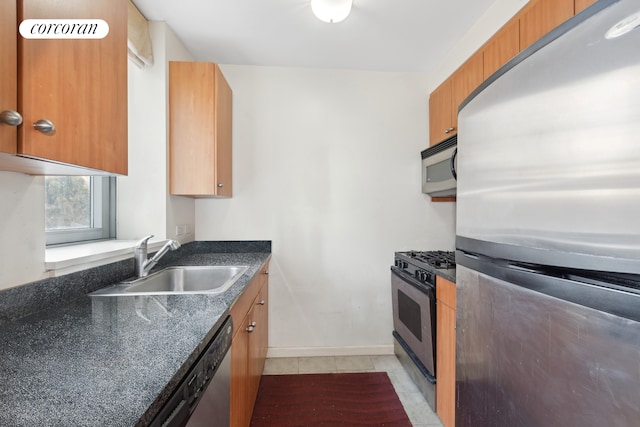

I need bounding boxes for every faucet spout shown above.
[134,235,181,278]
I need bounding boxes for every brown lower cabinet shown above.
[436,276,456,427]
[230,261,270,427]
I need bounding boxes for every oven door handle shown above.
[391,266,435,293]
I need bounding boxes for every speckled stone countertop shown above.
[0,241,271,427]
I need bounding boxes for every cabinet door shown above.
[428,79,453,146]
[483,18,520,80]
[246,291,265,414]
[214,65,233,197]
[169,62,233,197]
[231,313,251,427]
[251,285,269,381]
[436,302,456,427]
[18,0,128,174]
[575,0,597,14]
[518,0,574,51]
[0,1,18,153]
[451,51,484,118]
[436,277,456,427]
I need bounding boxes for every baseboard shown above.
[266,345,394,358]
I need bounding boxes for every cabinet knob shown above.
[0,110,23,127]
[263,270,269,275]
[444,127,455,134]
[217,183,224,188]
[250,321,257,327]
[33,119,56,135]
[246,325,254,332]
[258,300,265,306]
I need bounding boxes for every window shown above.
[45,176,116,246]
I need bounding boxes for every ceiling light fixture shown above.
[311,0,353,24]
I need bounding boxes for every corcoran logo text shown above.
[19,19,109,39]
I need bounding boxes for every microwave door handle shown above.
[450,148,458,180]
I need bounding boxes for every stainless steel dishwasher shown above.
[150,315,233,427]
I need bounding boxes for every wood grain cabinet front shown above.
[428,52,483,147]
[169,61,233,197]
[518,0,574,51]
[1,0,128,175]
[436,276,456,427]
[482,18,520,80]
[229,262,269,427]
[428,79,453,147]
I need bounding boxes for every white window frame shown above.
[45,176,116,246]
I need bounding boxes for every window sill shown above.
[45,239,167,277]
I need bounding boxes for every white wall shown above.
[194,0,529,356]
[0,173,45,288]
[119,22,195,243]
[196,65,456,356]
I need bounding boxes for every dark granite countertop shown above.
[0,242,271,427]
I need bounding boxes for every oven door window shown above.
[398,289,422,341]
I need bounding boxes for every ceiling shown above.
[132,0,498,73]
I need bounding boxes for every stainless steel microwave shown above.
[421,135,457,197]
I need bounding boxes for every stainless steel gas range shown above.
[391,250,455,411]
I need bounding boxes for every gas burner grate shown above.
[405,250,456,269]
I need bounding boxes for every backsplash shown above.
[0,240,271,325]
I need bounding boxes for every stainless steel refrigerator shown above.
[455,0,640,425]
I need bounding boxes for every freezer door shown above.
[456,262,640,427]
[456,0,640,271]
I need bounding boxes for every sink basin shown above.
[89,265,249,297]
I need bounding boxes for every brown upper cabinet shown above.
[428,79,453,146]
[0,0,128,175]
[169,61,233,198]
[451,51,484,124]
[0,1,18,155]
[482,18,520,80]
[429,0,592,149]
[428,51,483,146]
[518,0,574,51]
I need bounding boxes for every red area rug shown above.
[250,372,412,426]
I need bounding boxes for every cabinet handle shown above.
[444,127,455,134]
[0,110,23,126]
[217,183,224,188]
[33,119,55,135]
[258,300,265,306]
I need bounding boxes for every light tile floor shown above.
[262,355,444,427]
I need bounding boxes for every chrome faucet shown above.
[134,235,181,278]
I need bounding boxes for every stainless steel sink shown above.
[89,265,249,297]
